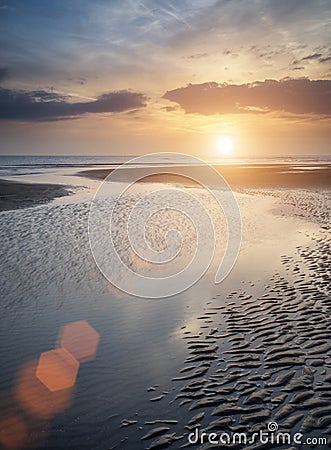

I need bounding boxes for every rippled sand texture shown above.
[118,191,330,450]
[0,183,330,450]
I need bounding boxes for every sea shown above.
[0,154,330,178]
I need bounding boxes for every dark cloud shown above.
[187,53,209,60]
[319,56,331,63]
[301,53,322,61]
[292,53,330,65]
[161,105,177,112]
[0,88,147,121]
[163,78,331,115]
[67,77,87,85]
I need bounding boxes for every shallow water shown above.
[0,178,329,449]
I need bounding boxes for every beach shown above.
[0,158,330,449]
[80,162,331,189]
[1,0,330,448]
[0,180,71,212]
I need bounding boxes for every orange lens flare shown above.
[0,415,27,450]
[57,320,99,363]
[36,348,80,392]
[7,320,99,449]
[15,360,73,419]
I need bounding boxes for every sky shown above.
[0,0,330,157]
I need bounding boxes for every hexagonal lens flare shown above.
[57,320,99,363]
[36,348,80,392]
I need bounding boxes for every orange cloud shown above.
[163,78,331,116]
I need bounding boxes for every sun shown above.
[217,137,233,156]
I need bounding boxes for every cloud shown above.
[187,52,209,60]
[161,105,177,112]
[293,53,331,65]
[0,87,148,121]
[163,78,331,115]
[319,56,331,63]
[301,53,322,61]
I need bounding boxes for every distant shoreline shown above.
[79,163,331,189]
[1,163,330,213]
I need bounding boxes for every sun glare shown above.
[217,137,233,156]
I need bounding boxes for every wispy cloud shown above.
[0,0,329,92]
[301,53,322,61]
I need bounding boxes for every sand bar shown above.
[0,179,71,212]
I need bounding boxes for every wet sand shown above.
[0,180,71,212]
[79,163,331,189]
[1,164,330,212]
[0,167,330,449]
[113,190,331,449]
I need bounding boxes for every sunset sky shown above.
[0,0,330,157]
